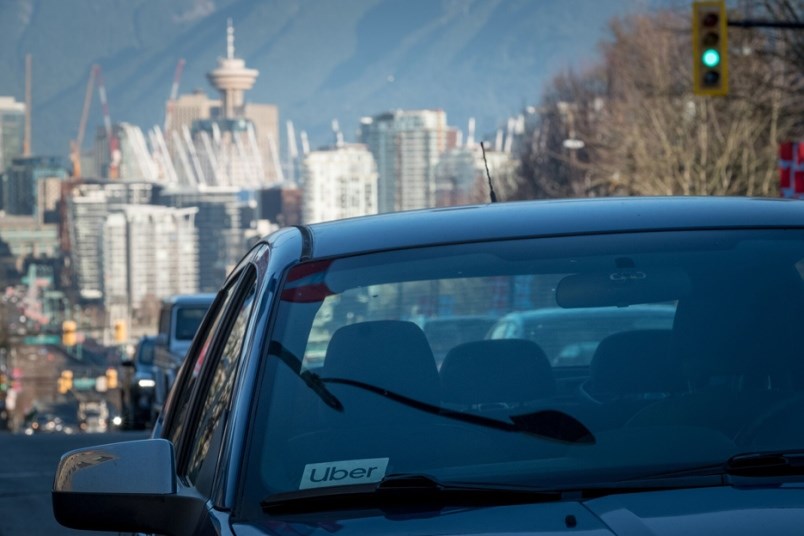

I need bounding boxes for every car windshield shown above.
[136,339,155,365]
[175,307,208,340]
[243,228,804,511]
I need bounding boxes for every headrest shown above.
[323,320,440,404]
[587,329,684,401]
[440,339,555,406]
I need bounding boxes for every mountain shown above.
[0,0,657,157]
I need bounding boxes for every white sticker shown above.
[300,457,389,490]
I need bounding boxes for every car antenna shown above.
[480,141,498,203]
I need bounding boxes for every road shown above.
[0,430,148,535]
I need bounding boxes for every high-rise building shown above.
[102,205,198,324]
[166,90,220,140]
[0,97,25,176]
[67,180,158,300]
[301,143,378,224]
[4,156,69,222]
[258,184,302,228]
[158,187,253,292]
[359,109,448,213]
[0,215,59,264]
[433,145,517,207]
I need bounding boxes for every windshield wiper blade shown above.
[322,377,595,444]
[726,450,804,477]
[268,341,343,411]
[261,473,563,515]
[265,343,594,443]
[615,449,804,484]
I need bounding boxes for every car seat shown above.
[440,339,555,408]
[582,329,684,403]
[322,320,441,407]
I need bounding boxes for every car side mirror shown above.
[52,439,204,534]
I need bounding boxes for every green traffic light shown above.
[702,49,720,68]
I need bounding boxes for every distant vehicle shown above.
[119,335,157,430]
[24,414,74,435]
[151,294,215,419]
[488,305,675,366]
[420,315,497,365]
[54,198,804,536]
[78,400,108,434]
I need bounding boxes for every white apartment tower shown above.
[301,143,378,224]
[67,180,157,300]
[102,205,198,321]
[359,109,448,213]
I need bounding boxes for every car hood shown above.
[235,485,804,535]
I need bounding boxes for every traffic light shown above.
[113,320,127,344]
[0,373,7,392]
[692,0,729,96]
[58,370,73,394]
[62,320,77,347]
[105,368,118,390]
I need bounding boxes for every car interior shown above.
[254,231,804,493]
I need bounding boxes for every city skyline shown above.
[0,1,655,156]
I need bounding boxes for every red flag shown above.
[794,170,804,194]
[780,141,794,160]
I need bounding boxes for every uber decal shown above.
[300,458,389,489]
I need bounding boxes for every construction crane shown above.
[95,67,120,179]
[68,65,119,179]
[69,65,99,178]
[164,58,186,134]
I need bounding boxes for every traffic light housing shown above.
[58,370,73,394]
[105,368,118,390]
[113,320,127,343]
[62,320,77,347]
[692,0,729,96]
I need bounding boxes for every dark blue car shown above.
[54,197,804,535]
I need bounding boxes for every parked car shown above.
[488,305,675,367]
[151,293,215,419]
[54,197,804,535]
[119,335,157,430]
[419,315,497,365]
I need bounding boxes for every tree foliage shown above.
[515,4,803,199]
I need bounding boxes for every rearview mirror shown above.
[556,269,690,308]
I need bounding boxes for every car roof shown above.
[302,197,804,259]
[160,293,217,306]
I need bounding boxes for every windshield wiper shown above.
[726,450,804,477]
[261,473,563,515]
[267,342,594,444]
[268,341,343,411]
[322,376,595,445]
[615,449,804,484]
